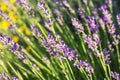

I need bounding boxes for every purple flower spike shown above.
[0,74,3,80]
[108,24,116,37]
[17,53,27,60]
[80,60,94,76]
[99,5,112,24]
[38,1,45,10]
[110,71,120,80]
[16,0,34,17]
[80,60,86,67]
[77,5,86,19]
[71,18,84,33]
[0,33,27,61]
[2,72,10,80]
[86,16,99,33]
[37,1,53,31]
[0,34,12,45]
[13,76,19,80]
[65,48,78,61]
[31,25,42,38]
[98,5,107,12]
[59,41,67,52]
[117,14,120,27]
[74,60,94,76]
[103,48,111,65]
[105,0,112,7]
[83,34,101,56]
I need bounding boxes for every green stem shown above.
[59,59,71,80]
[65,59,76,80]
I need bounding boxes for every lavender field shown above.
[0,0,120,80]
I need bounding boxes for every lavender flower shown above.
[1,71,10,80]
[30,25,42,38]
[98,5,107,12]
[91,7,98,16]
[108,24,116,38]
[54,0,59,4]
[37,1,45,10]
[62,0,75,14]
[0,74,3,80]
[98,18,105,29]
[31,26,93,75]
[103,48,111,65]
[71,18,84,33]
[91,7,99,20]
[110,71,120,80]
[0,34,12,45]
[83,34,101,56]
[0,9,2,15]
[0,71,19,80]
[38,1,53,31]
[48,33,78,61]
[74,60,94,76]
[31,25,78,61]
[16,0,35,17]
[86,16,99,33]
[92,33,101,44]
[41,33,60,56]
[42,56,50,64]
[99,5,112,24]
[77,5,86,19]
[105,0,112,7]
[53,0,63,6]
[53,8,63,26]
[0,33,27,61]
[112,39,119,45]
[117,14,120,27]
[107,42,114,52]
[104,78,107,80]
[16,0,33,13]
[64,48,78,61]
[13,76,19,80]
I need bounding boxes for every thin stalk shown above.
[59,59,71,80]
[65,59,76,80]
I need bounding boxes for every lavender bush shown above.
[0,0,120,80]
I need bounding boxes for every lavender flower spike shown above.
[117,14,120,27]
[110,71,120,80]
[31,25,42,38]
[64,48,78,61]
[86,16,99,33]
[71,18,84,33]
[74,60,94,76]
[99,5,112,24]
[0,33,27,61]
[103,48,111,65]
[13,76,19,80]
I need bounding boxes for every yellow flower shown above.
[1,2,7,11]
[26,46,31,52]
[19,26,25,32]
[0,20,10,29]
[9,0,15,4]
[9,12,14,17]
[11,17,17,23]
[12,36,19,42]
[9,12,17,23]
[25,30,31,35]
[0,44,3,49]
